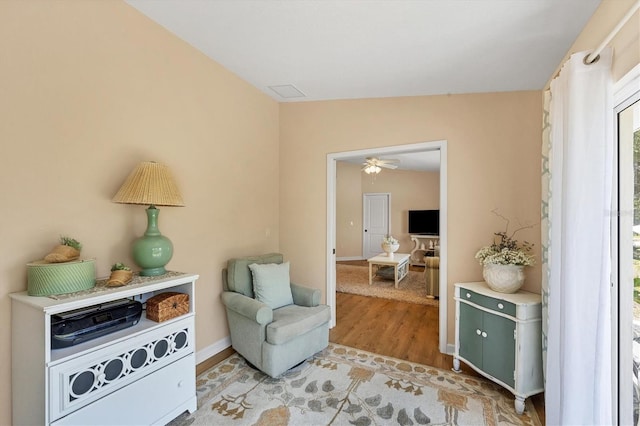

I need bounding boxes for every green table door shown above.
[459,302,483,368]
[482,313,516,388]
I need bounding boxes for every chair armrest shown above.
[221,292,273,324]
[290,283,320,307]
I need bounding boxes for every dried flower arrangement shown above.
[475,210,535,266]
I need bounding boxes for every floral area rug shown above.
[170,343,540,426]
[336,264,438,307]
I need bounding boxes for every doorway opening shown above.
[326,140,448,354]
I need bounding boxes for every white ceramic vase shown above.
[381,243,400,257]
[482,263,525,293]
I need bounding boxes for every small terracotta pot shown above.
[107,270,133,287]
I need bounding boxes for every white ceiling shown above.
[342,151,441,173]
[125,0,600,171]
[126,0,601,103]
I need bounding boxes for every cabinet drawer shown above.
[49,317,194,422]
[459,289,516,317]
[52,353,195,425]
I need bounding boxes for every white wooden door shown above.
[363,193,390,259]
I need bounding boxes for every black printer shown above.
[51,298,142,349]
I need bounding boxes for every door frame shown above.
[362,193,391,259]
[613,63,640,426]
[326,140,448,354]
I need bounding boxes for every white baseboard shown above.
[196,336,231,365]
[446,343,455,356]
[195,336,455,368]
[336,256,365,261]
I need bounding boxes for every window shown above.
[614,65,640,425]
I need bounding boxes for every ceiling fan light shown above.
[364,165,381,174]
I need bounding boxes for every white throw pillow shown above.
[248,262,294,309]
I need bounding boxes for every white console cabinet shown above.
[11,272,199,426]
[409,235,439,265]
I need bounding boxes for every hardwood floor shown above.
[329,291,545,424]
[330,292,462,371]
[196,346,235,376]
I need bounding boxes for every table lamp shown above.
[112,161,184,276]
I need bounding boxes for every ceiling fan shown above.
[362,157,400,174]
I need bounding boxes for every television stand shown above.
[410,235,439,266]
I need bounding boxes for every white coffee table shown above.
[367,253,411,288]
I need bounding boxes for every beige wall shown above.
[279,91,544,345]
[362,169,440,255]
[547,0,640,87]
[0,1,279,423]
[279,0,639,357]
[336,162,363,257]
[336,162,440,257]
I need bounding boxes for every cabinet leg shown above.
[452,357,461,373]
[514,396,525,415]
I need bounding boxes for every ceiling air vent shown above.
[268,84,306,99]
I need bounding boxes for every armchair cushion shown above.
[248,262,294,309]
[290,283,321,307]
[227,253,283,297]
[221,291,273,324]
[267,304,331,345]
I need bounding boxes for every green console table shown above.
[453,282,543,415]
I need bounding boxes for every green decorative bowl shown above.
[27,259,96,296]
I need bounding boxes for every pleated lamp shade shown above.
[112,161,184,276]
[112,161,184,207]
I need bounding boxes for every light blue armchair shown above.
[221,253,330,377]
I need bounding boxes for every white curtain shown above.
[544,49,614,425]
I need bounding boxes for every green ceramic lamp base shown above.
[132,206,173,276]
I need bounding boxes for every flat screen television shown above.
[408,209,439,235]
